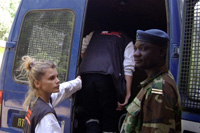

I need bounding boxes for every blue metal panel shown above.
[168,0,181,83]
[169,0,200,125]
[9,0,86,80]
[182,111,200,123]
[0,0,87,132]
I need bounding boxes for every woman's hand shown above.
[77,76,81,79]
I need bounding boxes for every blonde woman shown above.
[20,56,82,133]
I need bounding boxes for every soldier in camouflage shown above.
[120,29,182,133]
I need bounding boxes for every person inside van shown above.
[20,56,82,133]
[79,31,135,133]
[120,29,182,133]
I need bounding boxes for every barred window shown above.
[13,9,75,83]
[179,0,200,111]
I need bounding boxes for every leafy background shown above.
[0,0,20,66]
[0,0,21,41]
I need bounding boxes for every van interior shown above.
[74,0,167,132]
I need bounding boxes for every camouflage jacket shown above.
[120,71,182,133]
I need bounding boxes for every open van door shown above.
[0,0,86,132]
[73,0,168,132]
[178,0,200,132]
[74,0,199,132]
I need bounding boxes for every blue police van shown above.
[0,0,200,132]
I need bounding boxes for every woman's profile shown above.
[19,56,81,133]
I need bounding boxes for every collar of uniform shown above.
[138,66,168,89]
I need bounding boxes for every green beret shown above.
[136,29,169,46]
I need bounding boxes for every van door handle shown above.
[6,42,16,50]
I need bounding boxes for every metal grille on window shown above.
[179,0,200,111]
[13,10,75,82]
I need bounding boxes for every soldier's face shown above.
[134,41,161,70]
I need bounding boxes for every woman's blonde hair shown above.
[19,56,56,110]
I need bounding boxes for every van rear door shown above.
[0,0,86,132]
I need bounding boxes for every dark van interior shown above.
[83,0,167,38]
[74,0,167,132]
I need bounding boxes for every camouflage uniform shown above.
[120,70,182,133]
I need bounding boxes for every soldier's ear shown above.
[159,47,167,57]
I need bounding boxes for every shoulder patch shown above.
[151,88,163,95]
[151,76,164,95]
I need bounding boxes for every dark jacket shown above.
[79,31,131,102]
[23,97,58,133]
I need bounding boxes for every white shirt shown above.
[35,77,82,133]
[81,31,135,76]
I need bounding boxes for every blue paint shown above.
[182,111,200,123]
[168,0,181,83]
[0,0,87,132]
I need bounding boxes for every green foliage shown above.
[0,0,21,41]
[0,47,5,54]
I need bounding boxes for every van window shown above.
[13,9,75,83]
[189,1,200,101]
[179,0,200,111]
